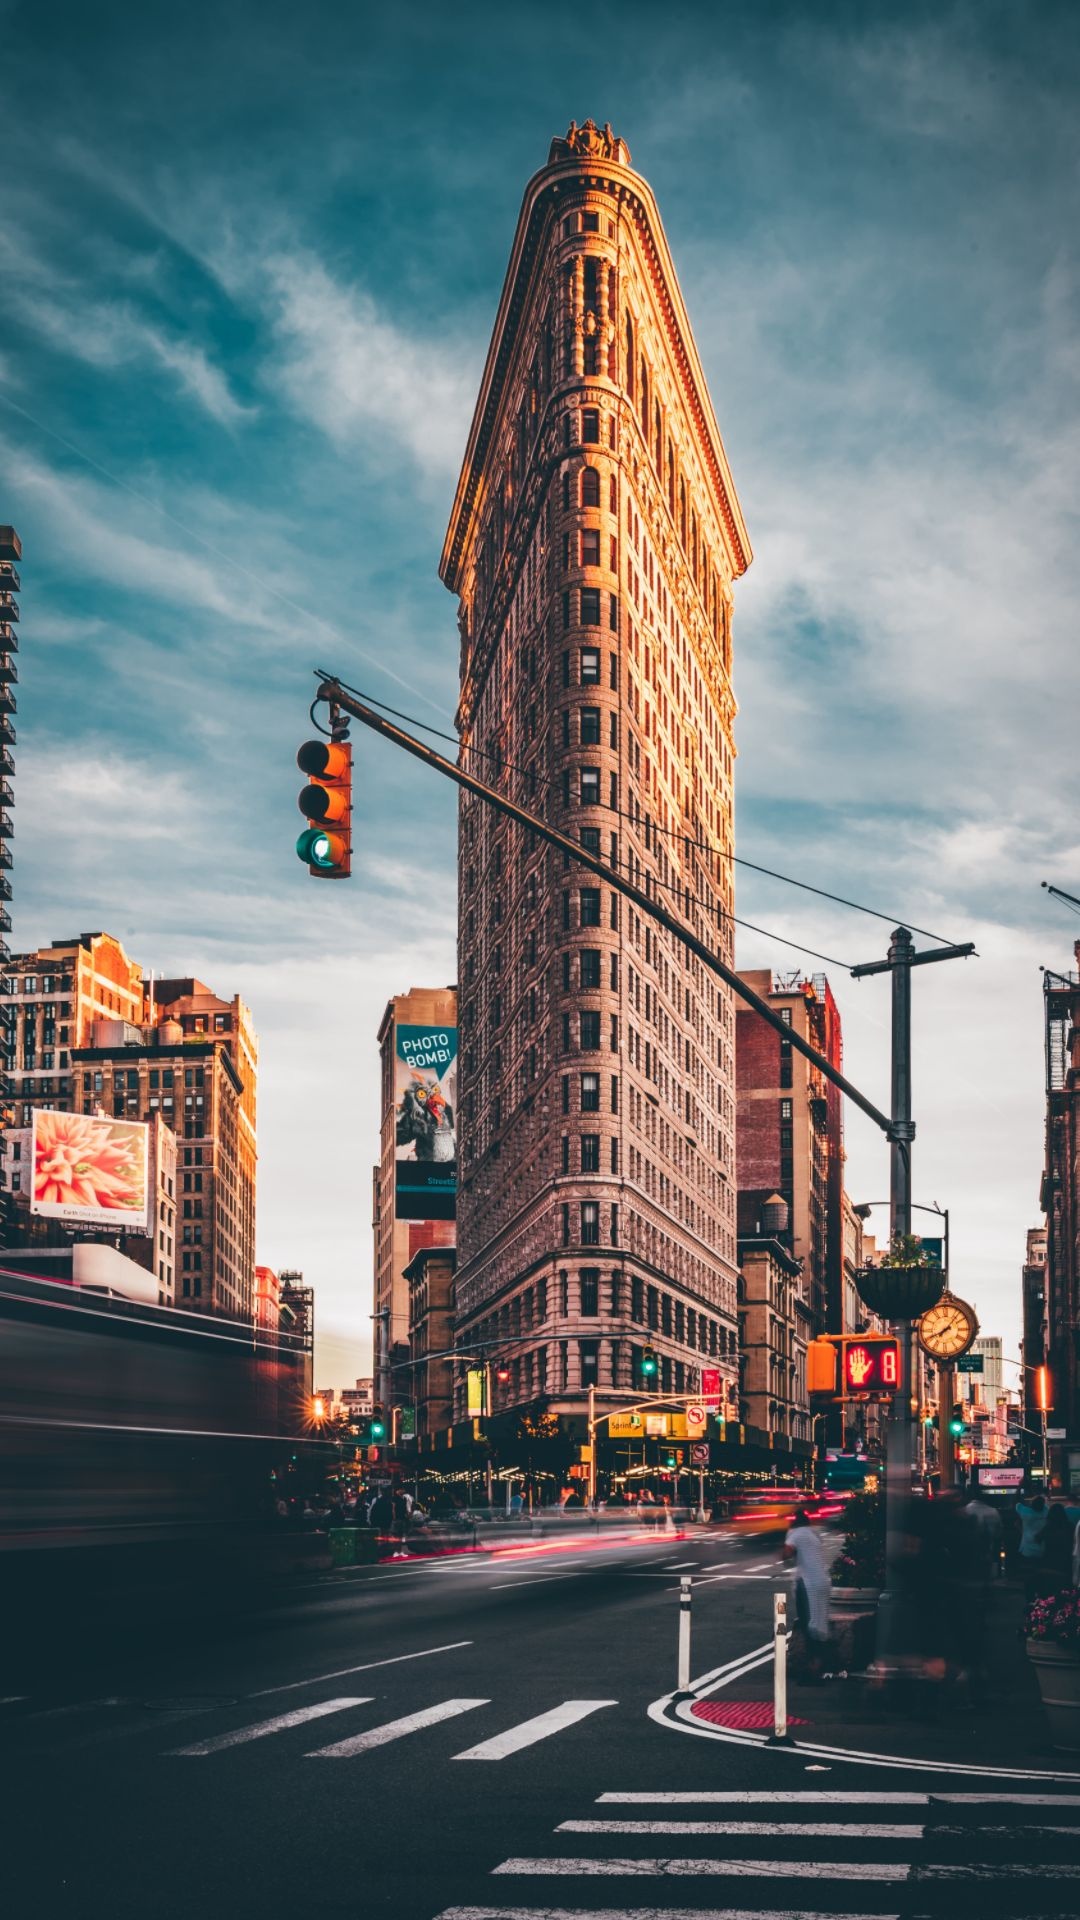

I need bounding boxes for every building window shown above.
[580,1269,600,1314]
[580,825,600,857]
[581,1072,600,1112]
[581,466,600,507]
[582,409,600,443]
[581,649,601,683]
[780,1098,792,1119]
[581,1133,600,1172]
[562,1202,571,1245]
[561,1135,570,1174]
[580,949,601,989]
[580,888,601,926]
[581,528,601,567]
[580,1010,601,1050]
[580,767,600,805]
[580,587,601,625]
[610,1203,619,1244]
[581,706,601,745]
[581,1202,600,1246]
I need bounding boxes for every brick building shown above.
[1021,1224,1047,1443]
[736,970,845,1341]
[373,986,458,1412]
[440,121,749,1444]
[1040,951,1080,1484]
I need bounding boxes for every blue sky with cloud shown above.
[3,0,1078,1383]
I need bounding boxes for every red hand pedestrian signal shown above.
[847,1346,872,1388]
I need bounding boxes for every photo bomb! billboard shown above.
[31,1109,150,1232]
[394,1024,458,1221]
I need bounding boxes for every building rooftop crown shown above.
[547,118,631,167]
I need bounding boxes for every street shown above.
[6,1526,1080,1919]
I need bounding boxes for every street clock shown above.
[916,1292,979,1362]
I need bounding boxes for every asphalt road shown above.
[5,1523,1079,1919]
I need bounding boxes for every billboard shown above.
[31,1109,150,1232]
[394,1024,457,1221]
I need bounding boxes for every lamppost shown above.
[853,1199,950,1476]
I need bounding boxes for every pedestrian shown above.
[783,1508,831,1679]
[1016,1492,1049,1597]
[390,1489,411,1558]
[509,1487,524,1518]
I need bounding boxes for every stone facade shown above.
[440,125,750,1427]
[1041,950,1080,1485]
[737,1235,812,1446]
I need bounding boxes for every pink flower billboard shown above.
[31,1109,150,1231]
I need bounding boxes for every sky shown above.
[2,0,1078,1387]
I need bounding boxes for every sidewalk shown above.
[685,1577,1078,1774]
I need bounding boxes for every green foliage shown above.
[878,1232,938,1269]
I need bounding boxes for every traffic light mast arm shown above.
[314,675,894,1141]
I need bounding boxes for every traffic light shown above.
[370,1410,387,1442]
[296,736,352,878]
[640,1344,658,1380]
[495,1365,511,1385]
[949,1402,965,1438]
[808,1337,838,1396]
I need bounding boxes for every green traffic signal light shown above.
[370,1416,387,1441]
[640,1346,658,1378]
[297,826,338,870]
[949,1418,964,1437]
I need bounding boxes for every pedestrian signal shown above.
[296,736,352,878]
[842,1336,900,1394]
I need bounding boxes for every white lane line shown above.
[248,1639,473,1697]
[437,1912,898,1920]
[171,1696,371,1755]
[0,1695,27,1704]
[492,1574,582,1590]
[934,1792,1080,1805]
[599,1792,931,1805]
[492,1859,910,1881]
[936,1823,1080,1836]
[307,1696,489,1758]
[454,1701,617,1762]
[660,1561,699,1569]
[559,1822,924,1839]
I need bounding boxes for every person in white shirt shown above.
[784,1508,832,1675]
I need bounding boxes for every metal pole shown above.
[485,1362,493,1509]
[939,1362,955,1491]
[588,1381,597,1508]
[768,1590,791,1744]
[315,676,895,1138]
[676,1575,692,1693]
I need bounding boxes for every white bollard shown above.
[768,1588,793,1744]
[676,1574,693,1693]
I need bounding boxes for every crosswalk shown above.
[168,1693,616,1761]
[431,1787,1080,1916]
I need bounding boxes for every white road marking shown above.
[307,1696,489,1757]
[248,1640,472,1697]
[436,1911,898,1920]
[171,1696,372,1755]
[661,1561,699,1569]
[492,1574,582,1590]
[493,1859,911,1881]
[454,1701,617,1762]
[559,1821,924,1838]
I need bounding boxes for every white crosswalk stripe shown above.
[170,1696,372,1755]
[462,1787,1080,1915]
[307,1697,489,1757]
[454,1701,617,1761]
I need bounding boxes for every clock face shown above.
[917,1296,977,1359]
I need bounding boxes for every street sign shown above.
[685,1403,707,1434]
[690,1442,709,1465]
[1047,1427,1067,1440]
[701,1368,721,1408]
[956,1353,984,1374]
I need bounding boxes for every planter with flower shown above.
[854,1232,946,1320]
[1025,1587,1080,1752]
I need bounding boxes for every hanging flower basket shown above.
[855,1264,945,1320]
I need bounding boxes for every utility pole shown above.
[851,928,974,1662]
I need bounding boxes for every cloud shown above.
[261,252,476,475]
[11,290,253,427]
